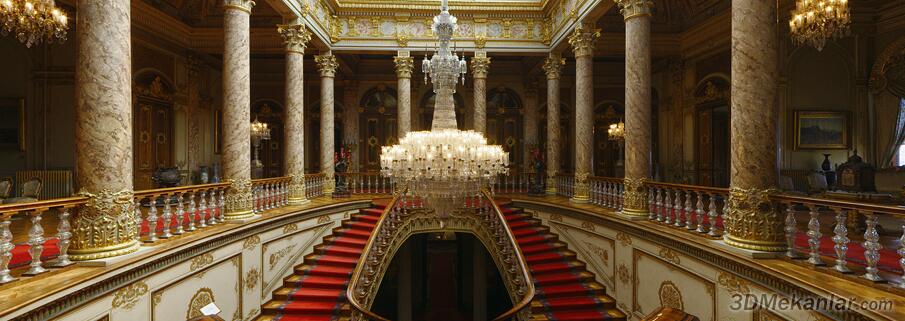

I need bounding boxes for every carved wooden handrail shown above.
[0,196,87,217]
[483,189,536,321]
[644,181,729,195]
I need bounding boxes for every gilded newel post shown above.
[72,0,139,260]
[222,0,256,221]
[542,54,564,195]
[395,52,414,136]
[724,0,785,252]
[471,52,491,134]
[568,24,600,203]
[615,0,654,218]
[316,54,339,194]
[279,24,312,204]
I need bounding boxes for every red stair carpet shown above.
[496,199,626,321]
[258,200,387,321]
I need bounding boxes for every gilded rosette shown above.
[571,172,590,203]
[224,178,255,220]
[621,177,649,217]
[69,189,140,261]
[723,187,786,252]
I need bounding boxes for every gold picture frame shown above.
[0,98,25,151]
[794,111,849,150]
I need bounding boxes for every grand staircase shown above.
[256,198,625,321]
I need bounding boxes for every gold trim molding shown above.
[70,189,140,261]
[111,281,149,310]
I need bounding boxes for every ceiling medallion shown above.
[789,0,850,51]
[381,0,509,218]
[0,0,68,48]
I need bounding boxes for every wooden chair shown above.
[0,177,11,202]
[3,177,42,204]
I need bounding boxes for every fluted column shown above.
[471,52,491,133]
[221,0,255,221]
[316,53,339,194]
[616,0,653,218]
[279,24,312,204]
[568,24,600,203]
[724,0,784,252]
[395,52,414,137]
[72,0,139,261]
[543,54,564,195]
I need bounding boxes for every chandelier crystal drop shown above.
[789,0,850,51]
[607,121,624,141]
[381,0,509,216]
[0,0,68,48]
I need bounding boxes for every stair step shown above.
[284,274,349,289]
[316,244,365,257]
[526,251,575,264]
[314,255,360,267]
[532,294,616,312]
[533,271,595,286]
[538,282,605,298]
[517,234,555,246]
[520,241,566,255]
[337,228,372,239]
[295,264,353,277]
[327,236,368,247]
[530,261,575,275]
[344,221,376,231]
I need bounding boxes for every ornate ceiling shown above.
[142,0,283,28]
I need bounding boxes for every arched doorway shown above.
[133,71,175,190]
[359,85,398,171]
[486,87,524,171]
[251,100,284,179]
[594,101,624,177]
[693,75,731,187]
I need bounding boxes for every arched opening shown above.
[371,233,512,321]
[593,101,624,177]
[486,87,524,171]
[693,74,731,187]
[360,85,398,171]
[133,70,176,190]
[251,100,283,179]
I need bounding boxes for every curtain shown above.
[881,59,905,167]
[881,98,905,167]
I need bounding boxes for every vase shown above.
[821,154,832,171]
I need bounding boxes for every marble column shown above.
[395,52,414,137]
[278,24,312,205]
[616,0,654,218]
[471,52,491,133]
[316,53,339,194]
[568,24,600,203]
[542,54,564,195]
[523,83,539,170]
[724,0,784,252]
[221,0,255,221]
[342,81,359,170]
[71,0,139,261]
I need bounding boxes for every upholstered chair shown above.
[0,177,11,200]
[3,178,42,204]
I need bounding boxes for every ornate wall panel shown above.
[150,254,243,321]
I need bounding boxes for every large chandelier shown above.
[608,121,624,141]
[0,0,68,48]
[380,0,509,216]
[789,0,850,51]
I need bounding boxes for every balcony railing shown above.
[305,173,326,199]
[337,172,395,195]
[134,183,231,243]
[252,177,291,214]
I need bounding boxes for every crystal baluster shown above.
[806,204,824,266]
[674,189,684,227]
[174,194,185,235]
[688,191,701,230]
[198,190,208,228]
[707,194,719,237]
[784,203,799,258]
[23,210,47,275]
[160,195,173,238]
[831,208,851,273]
[862,212,883,281]
[145,196,159,242]
[648,187,656,220]
[0,218,14,283]
[663,189,673,224]
[655,188,664,221]
[49,207,73,267]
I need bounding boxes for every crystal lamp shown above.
[250,117,271,169]
[0,0,68,48]
[381,0,509,216]
[608,121,625,141]
[790,0,850,51]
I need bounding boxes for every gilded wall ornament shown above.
[395,33,410,47]
[242,235,261,250]
[190,253,214,271]
[548,213,563,222]
[658,247,681,265]
[583,241,609,266]
[111,281,149,310]
[283,223,299,234]
[474,35,487,49]
[580,221,596,231]
[277,24,312,54]
[187,288,216,320]
[70,189,140,261]
[658,280,684,311]
[394,56,414,78]
[717,271,751,296]
[723,187,785,252]
[616,232,633,246]
[245,268,260,292]
[269,244,297,270]
[617,263,630,285]
[318,214,331,224]
[622,177,649,216]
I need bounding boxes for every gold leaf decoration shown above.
[658,247,680,265]
[658,280,684,311]
[317,215,331,224]
[549,213,563,222]
[583,241,609,266]
[190,253,214,271]
[617,263,630,285]
[187,288,215,320]
[616,232,632,246]
[580,221,596,231]
[243,235,261,250]
[269,244,298,270]
[245,268,261,292]
[283,223,299,234]
[718,271,751,295]
[111,281,149,310]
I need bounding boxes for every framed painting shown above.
[794,111,849,149]
[0,98,25,151]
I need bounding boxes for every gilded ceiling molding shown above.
[568,23,600,57]
[277,24,313,54]
[315,54,339,77]
[224,0,256,13]
[614,0,654,21]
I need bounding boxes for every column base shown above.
[570,195,590,203]
[224,213,261,224]
[76,245,154,267]
[712,238,785,259]
[69,240,141,262]
[545,186,557,195]
[288,197,311,205]
[722,234,786,253]
[223,209,257,223]
[616,208,649,221]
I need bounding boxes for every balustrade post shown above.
[198,190,208,227]
[0,217,14,283]
[707,194,719,237]
[831,208,851,273]
[50,208,74,267]
[663,190,673,224]
[655,188,663,221]
[23,210,47,276]
[689,191,702,231]
[160,195,173,238]
[145,197,159,242]
[207,191,218,225]
[675,190,688,227]
[648,187,656,220]
[783,203,799,258]
[806,204,824,266]
[862,212,883,281]
[174,194,185,235]
[186,192,197,232]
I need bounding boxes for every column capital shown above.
[568,24,601,57]
[394,56,415,78]
[223,0,255,13]
[277,24,312,54]
[471,57,491,79]
[542,54,565,80]
[315,54,339,77]
[614,0,655,21]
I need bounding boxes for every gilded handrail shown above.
[251,176,292,185]
[132,182,230,198]
[0,196,87,217]
[345,189,405,321]
[643,181,729,195]
[482,189,536,321]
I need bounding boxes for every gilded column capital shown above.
[223,0,255,13]
[394,56,414,78]
[568,25,601,57]
[621,177,649,217]
[70,189,140,261]
[315,54,339,78]
[542,55,565,80]
[471,57,491,79]
[723,187,785,252]
[614,0,655,21]
[277,24,312,54]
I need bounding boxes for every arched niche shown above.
[692,73,730,187]
[132,69,176,190]
[251,99,284,178]
[359,85,399,171]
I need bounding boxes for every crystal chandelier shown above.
[608,121,624,141]
[381,0,509,216]
[790,0,850,51]
[0,0,68,48]
[250,117,271,168]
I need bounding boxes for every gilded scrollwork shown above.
[658,247,681,265]
[242,235,261,250]
[622,177,649,216]
[283,223,299,234]
[245,268,260,292]
[573,172,591,201]
[617,263,630,285]
[723,187,785,252]
[190,253,214,271]
[187,288,216,320]
[616,232,633,246]
[70,189,140,261]
[111,281,149,310]
[658,280,684,311]
[317,214,331,224]
[580,221,596,231]
[225,178,254,220]
[269,244,297,270]
[718,271,751,296]
[583,241,609,266]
